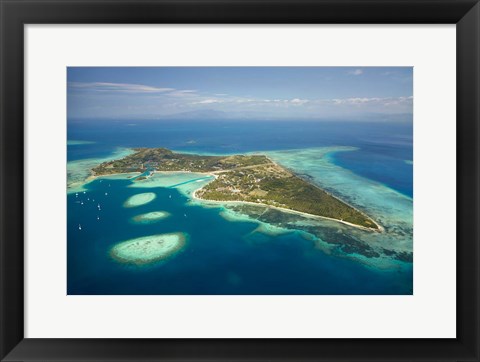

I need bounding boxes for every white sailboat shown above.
[78,224,82,230]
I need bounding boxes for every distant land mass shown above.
[91,148,381,231]
[68,110,413,123]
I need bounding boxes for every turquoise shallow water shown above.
[265,148,413,260]
[67,120,413,295]
[67,176,412,295]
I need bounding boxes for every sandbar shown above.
[132,211,171,224]
[110,232,188,265]
[123,192,156,208]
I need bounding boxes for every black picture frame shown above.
[1,1,479,361]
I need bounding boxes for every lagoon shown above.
[67,120,413,295]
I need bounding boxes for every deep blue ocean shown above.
[67,120,413,295]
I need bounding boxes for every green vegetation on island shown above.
[92,148,379,230]
[92,147,269,174]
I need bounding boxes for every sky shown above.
[67,67,413,121]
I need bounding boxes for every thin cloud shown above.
[68,82,175,93]
[329,96,412,106]
[68,78,412,119]
[193,99,224,104]
[290,98,309,105]
[348,69,364,76]
[168,90,197,97]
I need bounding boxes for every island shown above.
[92,148,380,231]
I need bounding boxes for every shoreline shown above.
[191,185,382,232]
[265,155,382,231]
[83,150,382,232]
[87,168,382,232]
[88,171,141,181]
[192,158,382,232]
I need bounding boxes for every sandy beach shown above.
[81,166,382,232]
[190,180,383,233]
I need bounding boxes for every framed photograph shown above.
[1,0,478,361]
